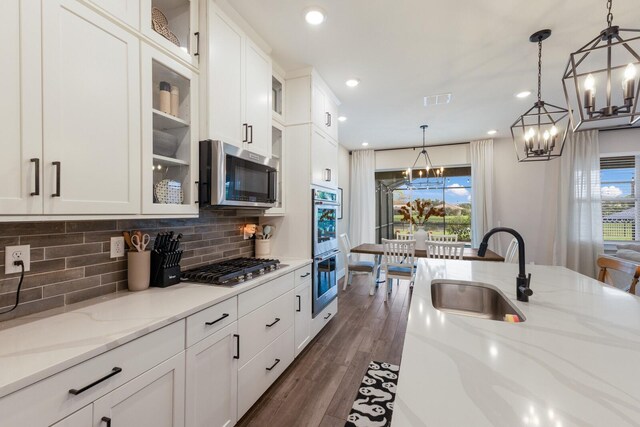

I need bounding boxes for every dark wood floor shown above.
[237,275,412,427]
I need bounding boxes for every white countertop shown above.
[392,260,640,427]
[0,258,311,398]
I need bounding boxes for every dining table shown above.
[350,243,505,262]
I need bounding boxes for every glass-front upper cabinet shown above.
[141,0,199,66]
[264,122,285,216]
[141,44,198,215]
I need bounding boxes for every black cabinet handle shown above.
[194,181,199,204]
[69,367,122,395]
[205,313,229,326]
[101,417,111,427]
[233,334,240,359]
[324,312,332,320]
[328,113,332,127]
[266,317,280,327]
[300,272,310,278]
[242,123,248,142]
[266,358,281,371]
[52,161,61,197]
[296,295,301,312]
[248,125,253,144]
[325,112,330,126]
[30,158,40,196]
[194,32,200,56]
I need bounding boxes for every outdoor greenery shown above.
[394,198,472,242]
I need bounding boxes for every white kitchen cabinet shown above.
[51,406,92,427]
[93,352,186,427]
[0,0,42,215]
[185,322,238,427]
[294,280,312,356]
[202,0,271,157]
[141,43,199,215]
[311,297,338,339]
[312,81,339,142]
[42,0,141,214]
[87,0,139,28]
[141,0,199,67]
[311,128,338,189]
[264,121,285,215]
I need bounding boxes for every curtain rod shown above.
[349,141,470,154]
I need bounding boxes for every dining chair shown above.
[339,233,376,294]
[396,233,414,240]
[381,239,416,301]
[504,238,519,263]
[426,242,465,259]
[597,254,640,295]
[428,232,458,242]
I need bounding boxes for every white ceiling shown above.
[228,0,640,149]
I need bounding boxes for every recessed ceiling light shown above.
[516,91,532,98]
[346,79,360,88]
[338,116,347,122]
[487,129,497,135]
[304,7,325,25]
[362,142,369,146]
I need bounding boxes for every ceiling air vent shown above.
[423,93,452,106]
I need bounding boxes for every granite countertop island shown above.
[392,260,640,426]
[0,258,311,399]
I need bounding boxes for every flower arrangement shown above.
[399,199,445,227]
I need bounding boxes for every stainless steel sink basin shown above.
[431,280,526,322]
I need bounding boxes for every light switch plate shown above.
[110,237,125,258]
[5,245,31,274]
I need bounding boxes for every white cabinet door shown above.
[51,405,92,427]
[185,322,238,427]
[0,0,42,215]
[312,83,327,131]
[42,0,141,214]
[325,96,339,142]
[141,0,198,66]
[294,281,312,357]
[93,352,186,427]
[244,40,272,157]
[207,2,244,148]
[311,128,338,188]
[87,0,139,28]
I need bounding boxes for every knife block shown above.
[150,250,182,288]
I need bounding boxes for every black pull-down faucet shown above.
[477,227,533,302]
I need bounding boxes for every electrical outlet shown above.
[5,245,31,275]
[110,237,126,258]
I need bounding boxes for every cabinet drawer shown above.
[312,297,338,339]
[294,264,312,287]
[238,272,294,317]
[186,296,238,347]
[0,320,185,426]
[237,327,294,418]
[238,290,294,367]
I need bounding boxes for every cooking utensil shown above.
[123,231,133,250]
[263,225,273,239]
[132,233,150,252]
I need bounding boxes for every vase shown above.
[414,228,427,250]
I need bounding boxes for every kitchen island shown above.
[392,259,640,426]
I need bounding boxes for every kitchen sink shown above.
[430,280,526,322]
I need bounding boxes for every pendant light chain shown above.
[606,0,613,28]
[537,39,543,103]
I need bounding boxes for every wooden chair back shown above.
[428,232,458,242]
[504,238,519,264]
[427,242,465,260]
[597,255,640,295]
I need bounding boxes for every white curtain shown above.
[349,150,376,248]
[553,130,603,277]
[470,139,495,249]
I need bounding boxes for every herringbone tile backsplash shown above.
[0,209,256,321]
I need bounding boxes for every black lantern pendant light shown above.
[562,0,640,131]
[511,30,569,162]
[407,125,444,183]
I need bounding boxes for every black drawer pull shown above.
[101,417,111,427]
[233,334,240,359]
[69,367,122,395]
[296,295,301,312]
[30,158,40,196]
[324,312,332,320]
[52,161,61,197]
[194,31,200,56]
[266,317,280,327]
[266,358,281,371]
[205,313,229,326]
[300,272,310,278]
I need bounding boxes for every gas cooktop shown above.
[181,257,282,286]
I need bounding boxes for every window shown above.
[375,167,472,243]
[600,155,638,241]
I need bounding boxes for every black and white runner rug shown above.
[345,361,400,427]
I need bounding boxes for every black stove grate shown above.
[181,257,281,285]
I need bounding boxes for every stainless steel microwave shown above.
[199,140,278,208]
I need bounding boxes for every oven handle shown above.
[314,201,339,206]
[314,250,340,262]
